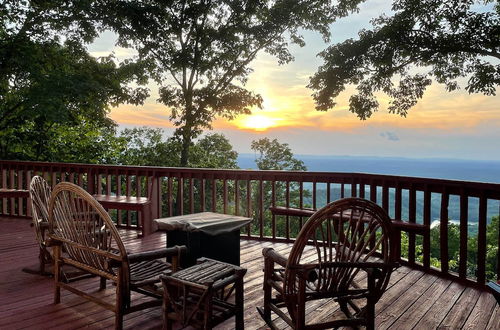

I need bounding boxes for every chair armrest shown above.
[262,247,288,268]
[45,237,63,247]
[128,245,187,264]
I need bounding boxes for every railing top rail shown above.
[1,160,499,192]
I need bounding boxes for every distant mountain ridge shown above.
[238,154,500,183]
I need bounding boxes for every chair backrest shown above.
[30,176,52,246]
[284,198,395,300]
[48,182,127,277]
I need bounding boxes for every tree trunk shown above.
[179,128,191,167]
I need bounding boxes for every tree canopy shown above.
[0,0,148,161]
[103,0,362,165]
[309,0,500,119]
[251,137,306,171]
[118,127,239,168]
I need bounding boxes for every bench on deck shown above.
[270,205,429,259]
[93,194,153,237]
[269,206,428,234]
[0,188,30,198]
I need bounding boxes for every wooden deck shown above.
[0,216,498,329]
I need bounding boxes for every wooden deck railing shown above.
[1,160,499,288]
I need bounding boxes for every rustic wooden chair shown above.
[258,197,397,330]
[47,182,186,330]
[24,175,53,275]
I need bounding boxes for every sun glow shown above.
[236,114,281,131]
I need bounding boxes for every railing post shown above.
[86,168,96,195]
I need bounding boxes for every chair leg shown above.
[235,276,244,330]
[296,278,306,330]
[53,246,61,304]
[366,273,376,330]
[162,281,173,330]
[115,313,123,330]
[100,276,106,290]
[262,258,273,321]
[115,271,124,330]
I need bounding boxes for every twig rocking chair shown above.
[258,197,397,329]
[47,182,185,329]
[24,175,53,276]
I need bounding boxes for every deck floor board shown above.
[0,216,498,329]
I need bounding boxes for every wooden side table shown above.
[161,258,247,330]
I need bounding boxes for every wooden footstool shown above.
[161,258,246,330]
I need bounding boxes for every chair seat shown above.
[130,259,172,286]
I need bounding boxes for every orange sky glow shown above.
[98,0,500,160]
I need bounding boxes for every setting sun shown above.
[237,114,280,131]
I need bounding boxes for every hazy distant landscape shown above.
[238,154,500,183]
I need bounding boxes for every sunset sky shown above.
[89,0,500,161]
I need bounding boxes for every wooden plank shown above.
[438,286,481,329]
[412,281,465,330]
[461,290,497,330]
[376,273,438,329]
[486,304,500,330]
[388,277,450,329]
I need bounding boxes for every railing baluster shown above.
[97,174,102,195]
[259,179,264,238]
[51,170,56,188]
[459,190,468,278]
[359,182,365,199]
[477,194,487,284]
[211,178,216,213]
[423,187,431,269]
[10,169,15,214]
[246,179,251,237]
[116,174,122,226]
[137,175,143,229]
[286,181,290,241]
[126,174,132,226]
[326,181,331,203]
[168,176,173,217]
[1,169,6,214]
[299,181,304,228]
[17,170,23,216]
[408,186,416,265]
[370,181,377,203]
[201,179,206,213]
[272,180,276,239]
[440,189,449,274]
[312,181,317,210]
[190,177,194,214]
[382,182,389,212]
[223,179,227,214]
[106,174,111,196]
[234,179,239,215]
[178,177,184,216]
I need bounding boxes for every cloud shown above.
[380,132,400,141]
